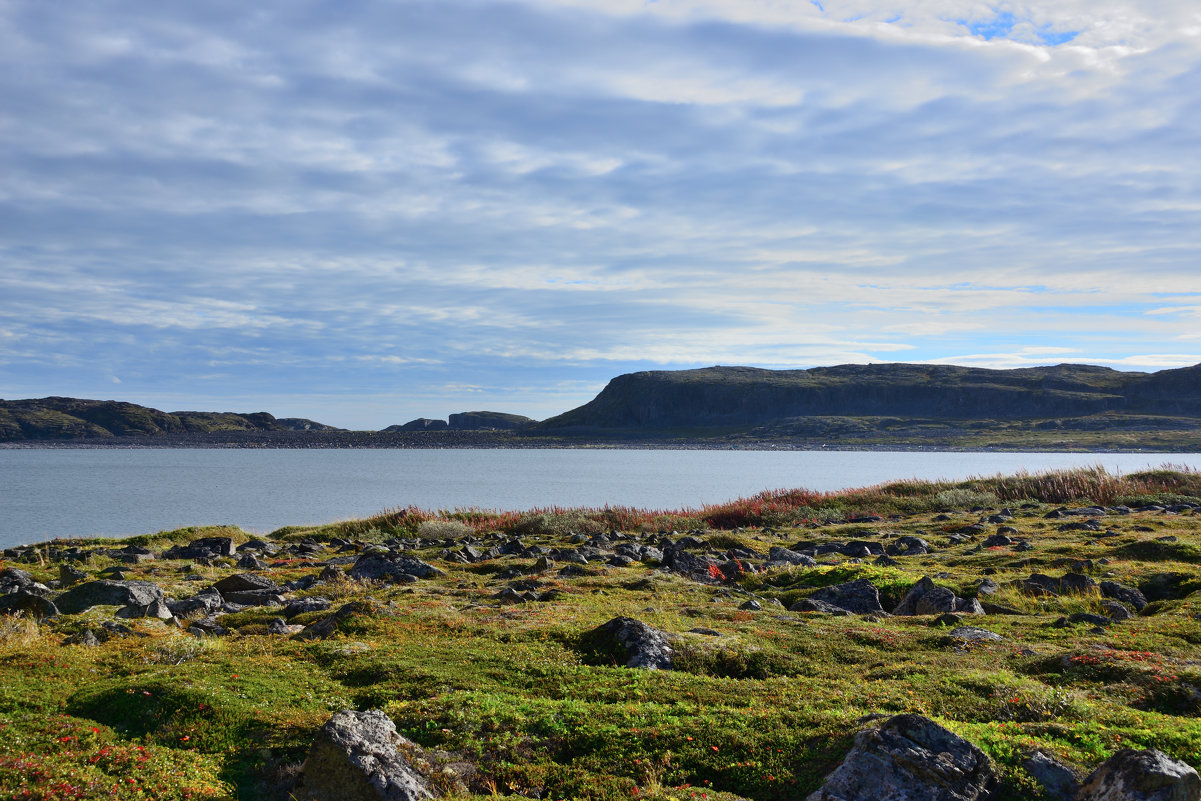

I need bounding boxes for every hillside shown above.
[538,363,1201,431]
[0,397,340,442]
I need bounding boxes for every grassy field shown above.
[2,467,1201,800]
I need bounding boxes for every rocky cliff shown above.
[538,363,1201,431]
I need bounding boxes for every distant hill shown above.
[537,363,1201,431]
[0,397,340,442]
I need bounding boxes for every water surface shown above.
[2,448,1199,546]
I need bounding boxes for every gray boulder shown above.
[213,573,280,594]
[0,590,59,620]
[810,579,884,615]
[349,553,446,583]
[1077,748,1200,801]
[893,577,982,616]
[294,601,379,641]
[1023,750,1079,800]
[0,567,50,595]
[582,616,674,670]
[949,626,1003,643]
[806,714,995,801]
[789,598,852,616]
[1100,581,1148,612]
[55,580,165,614]
[294,709,433,801]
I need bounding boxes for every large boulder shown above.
[293,709,434,801]
[1100,581,1149,612]
[893,577,981,616]
[1077,748,1200,801]
[55,580,164,614]
[809,579,884,615]
[213,573,280,594]
[349,553,446,583]
[581,616,674,670]
[0,568,50,595]
[0,590,59,620]
[807,714,995,801]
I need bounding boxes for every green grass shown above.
[3,467,1201,799]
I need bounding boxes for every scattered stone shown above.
[806,714,995,801]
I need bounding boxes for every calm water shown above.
[2,448,1200,546]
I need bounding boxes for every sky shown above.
[2,0,1201,429]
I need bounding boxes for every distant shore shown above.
[1,428,1196,452]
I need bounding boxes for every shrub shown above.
[416,519,475,541]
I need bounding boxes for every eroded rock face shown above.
[294,709,434,801]
[582,616,674,669]
[1076,748,1200,801]
[806,714,995,801]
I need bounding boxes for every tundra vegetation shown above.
[2,466,1201,799]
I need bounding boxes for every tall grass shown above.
[322,466,1199,538]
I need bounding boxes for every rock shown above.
[295,601,379,641]
[58,564,87,586]
[1022,750,1079,800]
[1101,600,1133,621]
[0,568,50,595]
[285,597,333,619]
[55,580,165,615]
[1100,581,1148,611]
[739,599,762,611]
[768,546,817,567]
[789,599,852,616]
[213,573,280,594]
[162,537,236,560]
[63,629,101,647]
[810,579,884,615]
[886,536,930,556]
[237,553,268,570]
[188,617,229,637]
[294,709,434,801]
[806,714,995,801]
[660,547,723,584]
[1068,612,1112,627]
[1077,748,1200,801]
[222,589,287,607]
[894,577,961,616]
[118,597,173,620]
[1016,574,1062,597]
[349,553,446,583]
[949,626,1003,643]
[581,617,674,670]
[1060,572,1098,594]
[167,589,224,619]
[0,590,59,619]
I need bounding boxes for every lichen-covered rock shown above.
[809,579,884,615]
[349,553,446,583]
[55,580,164,614]
[581,616,674,669]
[213,573,280,595]
[294,601,379,641]
[806,714,995,801]
[294,709,434,801]
[1077,748,1200,801]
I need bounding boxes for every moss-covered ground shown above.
[2,467,1201,800]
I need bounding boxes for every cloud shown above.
[2,0,1200,427]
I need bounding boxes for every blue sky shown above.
[2,0,1200,429]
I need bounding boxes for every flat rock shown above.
[213,573,280,594]
[949,626,1003,642]
[55,580,165,615]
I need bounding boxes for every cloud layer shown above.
[2,0,1200,426]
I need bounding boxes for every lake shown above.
[2,448,1200,547]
